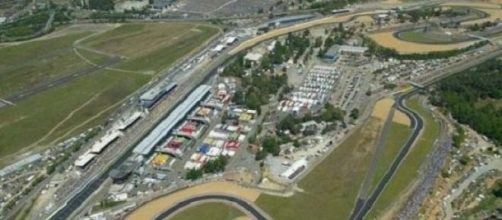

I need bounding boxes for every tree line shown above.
[431,59,502,145]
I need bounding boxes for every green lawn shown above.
[256,118,383,220]
[74,48,112,65]
[0,32,97,96]
[82,23,219,73]
[0,22,218,161]
[0,70,150,156]
[171,202,246,220]
[367,97,440,219]
[116,25,218,73]
[397,31,455,44]
[369,122,412,194]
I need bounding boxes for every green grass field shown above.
[83,23,219,73]
[0,32,97,97]
[0,22,219,163]
[367,97,440,219]
[171,202,246,220]
[369,122,412,194]
[397,31,456,44]
[256,117,383,220]
[0,70,150,156]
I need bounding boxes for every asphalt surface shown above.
[153,195,268,220]
[350,90,423,220]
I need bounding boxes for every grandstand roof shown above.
[74,152,96,168]
[140,80,175,101]
[90,131,122,154]
[133,85,211,155]
[116,111,143,130]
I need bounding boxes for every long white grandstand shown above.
[133,85,212,156]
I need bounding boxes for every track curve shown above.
[153,194,269,220]
[350,90,424,220]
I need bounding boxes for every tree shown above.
[186,169,203,180]
[88,0,114,10]
[255,150,267,160]
[202,156,228,173]
[384,83,397,90]
[277,114,300,134]
[350,108,360,120]
[320,103,344,122]
[459,155,470,166]
[493,180,502,198]
[262,136,280,156]
[293,139,301,148]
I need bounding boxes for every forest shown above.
[431,59,502,145]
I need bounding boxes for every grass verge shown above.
[0,70,150,156]
[0,22,218,162]
[367,97,440,219]
[171,202,246,220]
[255,117,383,220]
[0,32,96,96]
[369,122,412,194]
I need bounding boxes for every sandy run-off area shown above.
[372,98,411,126]
[368,31,478,54]
[126,181,261,220]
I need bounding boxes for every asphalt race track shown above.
[153,195,268,220]
[350,90,423,220]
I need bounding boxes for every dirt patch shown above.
[372,98,395,121]
[233,216,252,220]
[368,31,477,54]
[354,15,374,24]
[126,182,260,220]
[393,110,411,126]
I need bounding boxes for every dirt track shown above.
[126,182,260,220]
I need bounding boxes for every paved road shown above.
[443,159,502,219]
[153,195,269,220]
[350,89,423,220]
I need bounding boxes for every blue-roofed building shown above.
[198,144,210,154]
[323,47,339,62]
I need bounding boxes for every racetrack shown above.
[153,195,269,220]
[350,90,423,220]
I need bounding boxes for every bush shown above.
[186,169,203,180]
